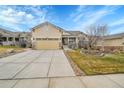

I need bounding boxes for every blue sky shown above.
[0,5,124,34]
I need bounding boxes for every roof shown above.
[65,31,86,36]
[32,21,66,32]
[0,28,31,37]
[104,32,124,40]
[32,21,86,37]
[0,28,18,37]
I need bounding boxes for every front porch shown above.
[62,36,78,49]
[0,37,19,46]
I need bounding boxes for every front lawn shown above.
[67,50,124,75]
[0,46,25,58]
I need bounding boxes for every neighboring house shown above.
[97,33,124,50]
[31,22,88,49]
[0,28,31,47]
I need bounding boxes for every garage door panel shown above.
[35,40,60,49]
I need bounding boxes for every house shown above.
[97,33,124,51]
[0,28,31,47]
[1,22,124,50]
[31,22,88,49]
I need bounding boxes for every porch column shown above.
[13,37,15,42]
[76,37,79,48]
[67,37,69,46]
[7,37,9,45]
[61,37,63,48]
[13,37,16,45]
[6,37,9,42]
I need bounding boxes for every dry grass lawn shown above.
[0,46,24,58]
[67,50,124,75]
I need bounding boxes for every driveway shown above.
[0,50,124,88]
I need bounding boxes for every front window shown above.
[8,37,13,41]
[15,38,19,41]
[2,37,7,41]
[69,37,76,42]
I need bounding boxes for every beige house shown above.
[97,33,124,50]
[31,22,87,49]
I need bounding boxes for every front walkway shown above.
[0,50,123,88]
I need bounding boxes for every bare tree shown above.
[85,24,108,51]
[98,24,108,51]
[0,33,3,45]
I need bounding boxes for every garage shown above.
[35,38,61,49]
[31,22,62,50]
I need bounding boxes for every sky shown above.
[0,5,124,34]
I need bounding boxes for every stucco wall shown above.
[97,38,124,46]
[32,24,62,38]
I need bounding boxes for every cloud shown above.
[1,8,14,17]
[109,17,124,27]
[77,5,86,12]
[17,11,26,16]
[0,6,53,31]
[70,5,88,22]
[0,7,35,24]
[1,17,17,24]
[26,14,34,20]
[71,6,121,31]
[73,13,84,22]
[110,26,124,34]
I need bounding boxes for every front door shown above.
[62,38,68,45]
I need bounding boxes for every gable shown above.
[62,31,71,35]
[32,23,62,38]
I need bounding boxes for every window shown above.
[2,37,7,41]
[36,38,59,40]
[15,38,19,41]
[69,38,76,42]
[41,38,47,40]
[36,38,42,40]
[8,37,13,41]
[48,38,59,40]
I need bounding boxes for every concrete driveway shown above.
[0,50,124,88]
